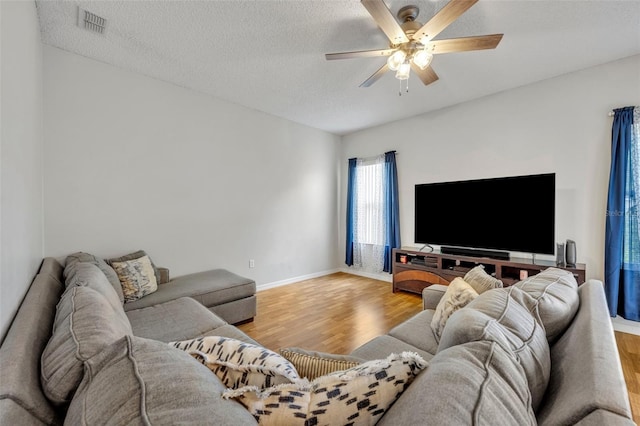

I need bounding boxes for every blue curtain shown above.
[605,106,640,320]
[345,158,357,266]
[383,151,401,272]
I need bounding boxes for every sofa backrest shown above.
[536,279,633,425]
[0,258,65,425]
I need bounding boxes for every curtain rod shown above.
[609,106,638,117]
[350,151,398,162]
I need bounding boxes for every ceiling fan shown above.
[325,0,503,89]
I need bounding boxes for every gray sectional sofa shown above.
[0,256,633,425]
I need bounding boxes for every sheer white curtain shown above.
[624,107,640,264]
[352,156,386,273]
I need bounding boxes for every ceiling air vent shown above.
[77,7,106,34]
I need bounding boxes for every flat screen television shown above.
[414,173,555,256]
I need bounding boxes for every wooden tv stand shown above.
[392,247,586,295]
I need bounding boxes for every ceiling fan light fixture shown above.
[412,49,433,70]
[395,62,411,80]
[387,50,406,71]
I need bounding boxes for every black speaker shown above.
[556,243,565,266]
[565,240,576,267]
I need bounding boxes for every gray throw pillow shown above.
[438,287,550,410]
[64,262,123,313]
[41,286,132,405]
[463,265,503,294]
[64,251,124,304]
[377,341,536,426]
[65,335,257,425]
[514,267,579,343]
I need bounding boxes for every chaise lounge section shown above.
[122,268,257,326]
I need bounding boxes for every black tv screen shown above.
[414,173,555,255]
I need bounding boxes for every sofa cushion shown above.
[422,284,448,310]
[279,347,364,380]
[223,352,427,426]
[64,262,123,313]
[438,286,550,410]
[514,267,579,343]
[106,249,161,287]
[350,335,433,362]
[198,323,261,344]
[463,265,504,293]
[377,341,536,426]
[65,335,257,426]
[171,336,300,389]
[41,286,132,405]
[64,251,124,304]
[125,296,228,342]
[431,277,479,341]
[388,309,439,355]
[122,268,256,311]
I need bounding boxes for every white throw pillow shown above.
[223,352,427,426]
[430,277,479,342]
[170,336,299,389]
[463,265,503,294]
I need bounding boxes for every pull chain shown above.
[398,79,410,96]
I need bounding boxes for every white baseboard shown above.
[612,316,640,336]
[257,269,340,292]
[338,267,392,283]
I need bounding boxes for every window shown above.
[345,151,400,274]
[354,159,385,246]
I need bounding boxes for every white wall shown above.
[43,46,340,286]
[340,55,640,281]
[0,1,45,341]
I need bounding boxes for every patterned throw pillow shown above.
[280,347,363,380]
[170,336,299,389]
[110,255,158,302]
[463,265,503,294]
[106,250,161,286]
[223,352,427,426]
[430,277,479,342]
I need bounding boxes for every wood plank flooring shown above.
[238,272,422,354]
[239,272,640,423]
[615,331,640,422]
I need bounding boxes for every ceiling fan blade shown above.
[361,0,409,45]
[411,63,439,86]
[412,0,479,44]
[429,34,503,54]
[325,48,396,61]
[360,63,389,87]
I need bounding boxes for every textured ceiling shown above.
[36,0,640,135]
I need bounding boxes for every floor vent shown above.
[78,7,106,35]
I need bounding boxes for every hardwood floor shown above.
[238,272,422,354]
[239,272,640,423]
[616,331,640,422]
